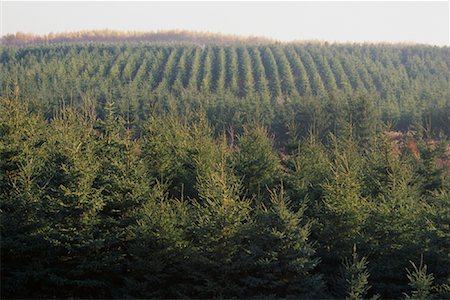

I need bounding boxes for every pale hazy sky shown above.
[1,1,449,45]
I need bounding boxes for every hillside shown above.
[1,37,450,299]
[1,42,449,136]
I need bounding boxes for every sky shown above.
[1,1,449,45]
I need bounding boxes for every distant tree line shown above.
[1,30,277,46]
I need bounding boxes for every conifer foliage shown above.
[1,40,449,298]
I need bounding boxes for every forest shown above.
[1,37,449,299]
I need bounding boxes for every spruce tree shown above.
[285,46,312,96]
[225,46,239,95]
[187,136,253,298]
[271,46,298,97]
[260,46,282,100]
[364,155,430,298]
[233,125,281,202]
[338,246,375,300]
[213,47,226,93]
[316,134,369,287]
[238,187,324,298]
[0,96,54,297]
[125,182,192,298]
[236,46,255,98]
[404,260,434,300]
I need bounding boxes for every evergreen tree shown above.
[238,187,324,298]
[315,135,369,287]
[364,158,431,298]
[340,51,364,91]
[413,140,450,196]
[1,41,450,299]
[260,46,282,100]
[249,47,270,99]
[151,47,173,90]
[311,49,338,93]
[148,48,170,90]
[328,51,352,93]
[338,246,375,300]
[157,47,182,92]
[225,46,239,95]
[284,46,312,96]
[346,90,379,146]
[284,135,332,207]
[187,47,202,91]
[233,125,281,202]
[296,47,326,96]
[236,46,255,98]
[125,182,192,298]
[212,47,226,93]
[404,260,434,300]
[171,47,189,93]
[271,46,298,97]
[187,139,253,298]
[1,96,54,298]
[142,111,218,200]
[199,46,213,93]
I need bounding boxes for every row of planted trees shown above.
[1,43,449,133]
[1,94,449,299]
[4,43,447,99]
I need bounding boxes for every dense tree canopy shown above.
[1,40,449,299]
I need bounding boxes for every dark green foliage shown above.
[346,90,379,146]
[225,46,239,95]
[317,136,368,268]
[187,47,202,90]
[237,188,324,299]
[413,140,450,195]
[285,46,312,96]
[125,184,193,298]
[0,97,56,297]
[297,47,326,96]
[142,113,218,200]
[1,41,450,299]
[271,46,298,97]
[310,47,338,93]
[199,46,213,93]
[404,260,434,300]
[284,135,332,204]
[260,46,283,100]
[236,46,255,98]
[249,47,270,98]
[328,51,352,93]
[186,159,253,298]
[212,47,226,93]
[340,50,364,91]
[233,125,281,202]
[2,43,450,136]
[338,246,374,300]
